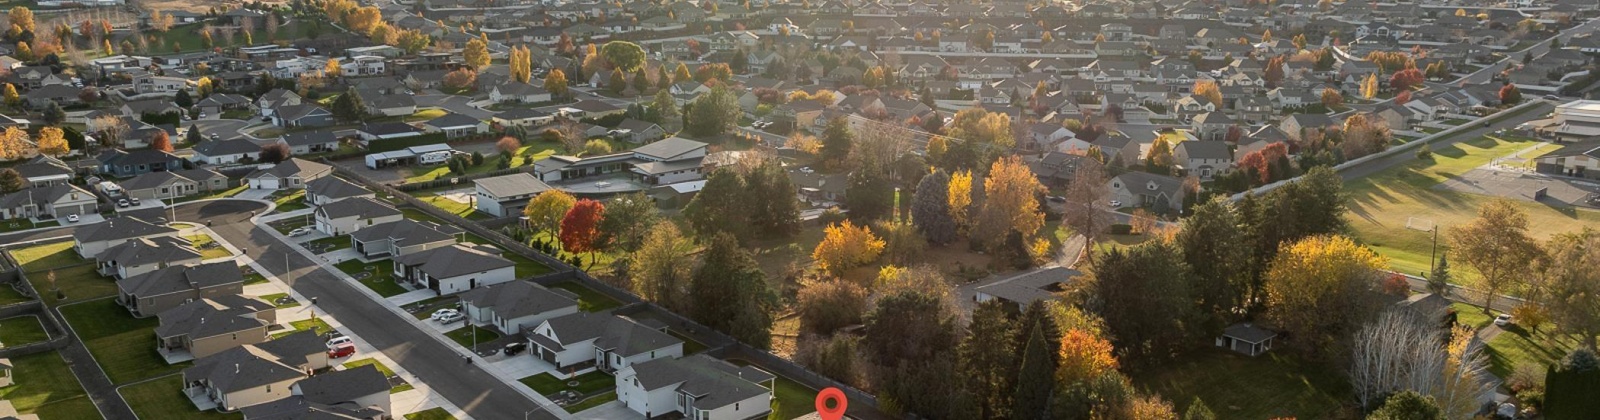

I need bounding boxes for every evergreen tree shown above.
[1010,323,1055,419]
[911,169,957,245]
[332,87,365,122]
[961,300,1018,419]
[820,117,852,165]
[845,167,893,222]
[174,89,193,109]
[688,233,776,348]
[1175,198,1250,336]
[1183,398,1216,420]
[682,168,750,240]
[186,124,203,144]
[1428,253,1451,295]
[744,161,800,237]
[42,101,64,126]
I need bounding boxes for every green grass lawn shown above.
[549,282,623,312]
[410,193,491,221]
[269,218,313,235]
[143,16,328,54]
[404,407,457,420]
[565,391,618,413]
[1346,134,1600,276]
[406,295,461,321]
[243,272,270,286]
[334,260,410,297]
[1453,304,1587,377]
[120,374,241,420]
[271,190,309,213]
[183,234,233,259]
[1131,349,1351,420]
[519,370,615,396]
[261,293,299,308]
[304,235,352,253]
[174,185,248,204]
[59,299,184,384]
[0,219,57,233]
[766,372,819,420]
[273,318,334,339]
[10,241,84,272]
[0,315,49,347]
[443,326,499,351]
[343,358,414,394]
[26,264,112,307]
[0,284,33,306]
[668,330,708,355]
[0,352,100,419]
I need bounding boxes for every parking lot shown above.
[1436,168,1600,207]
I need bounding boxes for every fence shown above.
[0,266,73,357]
[331,161,888,415]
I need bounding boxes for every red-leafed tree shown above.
[149,131,173,152]
[559,199,607,268]
[1500,83,1522,104]
[1238,149,1271,186]
[1394,90,1412,104]
[1388,68,1424,91]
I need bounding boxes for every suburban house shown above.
[73,216,179,258]
[239,366,392,419]
[96,236,201,279]
[193,93,252,117]
[13,156,72,188]
[181,333,328,411]
[154,295,276,363]
[97,149,185,178]
[119,170,216,201]
[422,113,489,139]
[489,82,552,104]
[614,119,667,143]
[349,219,461,259]
[246,158,333,190]
[357,122,427,144]
[304,177,374,206]
[270,104,335,128]
[314,197,404,236]
[524,311,684,375]
[1217,323,1276,357]
[972,267,1078,310]
[280,131,341,155]
[1107,172,1190,214]
[1172,141,1234,179]
[473,173,553,217]
[116,261,245,317]
[459,280,579,335]
[191,139,261,165]
[0,184,98,220]
[392,243,516,295]
[531,137,709,191]
[615,354,775,419]
[492,108,555,128]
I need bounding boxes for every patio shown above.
[157,345,195,364]
[182,386,219,411]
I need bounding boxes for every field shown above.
[120,375,241,420]
[1130,349,1353,419]
[59,299,183,384]
[1345,134,1600,276]
[0,352,100,419]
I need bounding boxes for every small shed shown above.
[1217,323,1276,357]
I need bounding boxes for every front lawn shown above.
[1129,348,1352,420]
[243,272,270,286]
[0,219,57,233]
[173,185,248,204]
[442,326,499,351]
[304,235,352,254]
[343,358,414,393]
[120,374,241,420]
[565,391,618,413]
[406,295,461,321]
[0,352,99,419]
[271,190,309,213]
[548,282,623,312]
[272,318,335,339]
[334,260,410,297]
[404,407,457,420]
[518,371,614,396]
[59,299,183,384]
[183,234,233,259]
[0,315,49,346]
[261,293,300,308]
[1346,134,1600,275]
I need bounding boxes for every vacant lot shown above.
[120,374,240,420]
[0,352,99,419]
[1347,134,1600,276]
[1130,349,1353,419]
[59,299,182,384]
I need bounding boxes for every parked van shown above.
[418,151,452,165]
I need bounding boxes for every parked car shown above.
[288,227,313,237]
[1494,314,1513,326]
[116,199,129,208]
[437,312,465,323]
[1545,94,1561,100]
[504,342,527,356]
[66,214,79,223]
[430,308,460,321]
[327,343,356,358]
[129,197,140,206]
[1047,196,1066,203]
[326,336,353,348]
[1109,200,1122,207]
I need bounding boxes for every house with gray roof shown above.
[1217,323,1276,357]
[314,197,403,236]
[155,295,276,363]
[11,156,71,188]
[246,158,333,190]
[392,243,515,295]
[524,310,684,374]
[119,170,208,201]
[0,183,97,221]
[192,138,261,165]
[973,267,1079,310]
[117,261,245,317]
[96,236,201,279]
[280,131,340,155]
[182,343,311,411]
[270,104,334,128]
[96,148,184,178]
[615,354,775,419]
[287,364,392,416]
[238,393,387,420]
[1172,141,1234,180]
[459,280,578,335]
[350,219,461,259]
[1107,171,1190,214]
[73,216,179,258]
[422,113,488,139]
[304,177,373,207]
[473,173,552,217]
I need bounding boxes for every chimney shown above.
[235,363,239,374]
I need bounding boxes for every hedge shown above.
[1544,365,1600,419]
[366,133,452,153]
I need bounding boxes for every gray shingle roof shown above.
[631,137,707,160]
[532,311,681,358]
[116,261,243,298]
[459,281,576,320]
[183,345,306,393]
[474,173,551,199]
[95,236,200,267]
[154,295,272,339]
[393,244,514,279]
[295,364,391,405]
[627,354,774,411]
[349,219,461,248]
[316,197,400,220]
[1177,140,1232,160]
[305,177,371,201]
[248,158,332,180]
[974,267,1078,306]
[73,216,177,244]
[424,112,481,129]
[193,138,261,157]
[282,131,338,147]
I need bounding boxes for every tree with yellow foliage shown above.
[946,108,1014,151]
[324,58,341,78]
[1360,73,1380,99]
[948,169,973,230]
[509,45,532,84]
[1056,328,1118,385]
[973,156,1045,251]
[673,62,692,83]
[7,6,33,34]
[34,127,67,158]
[463,37,490,70]
[0,127,29,161]
[1192,80,1222,107]
[1264,235,1389,356]
[523,190,577,235]
[2,83,17,109]
[812,220,885,276]
[196,77,214,97]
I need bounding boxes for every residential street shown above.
[170,200,558,420]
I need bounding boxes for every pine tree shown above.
[1428,253,1451,295]
[911,170,957,245]
[1010,323,1054,419]
[688,233,777,348]
[961,300,1019,419]
[187,124,203,144]
[820,117,852,165]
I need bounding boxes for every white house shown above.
[474,173,552,217]
[615,354,775,419]
[392,243,516,295]
[73,216,179,258]
[246,158,333,190]
[191,139,260,165]
[1171,141,1234,179]
[458,280,578,335]
[525,311,683,375]
[313,197,403,236]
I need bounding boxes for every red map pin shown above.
[815,387,847,420]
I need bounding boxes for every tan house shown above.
[155,296,276,363]
[96,236,202,279]
[182,338,316,411]
[116,262,245,317]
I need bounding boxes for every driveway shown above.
[169,200,561,420]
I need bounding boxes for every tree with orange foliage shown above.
[148,131,173,152]
[1056,329,1118,384]
[559,199,606,268]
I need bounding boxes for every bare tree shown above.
[849,121,911,172]
[1349,309,1449,409]
[1063,159,1114,244]
[550,121,588,154]
[90,115,129,147]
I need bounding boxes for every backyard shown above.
[120,374,241,420]
[727,358,818,420]
[548,282,623,312]
[1130,348,1353,419]
[0,315,49,347]
[59,298,183,384]
[1451,303,1586,378]
[1345,134,1600,275]
[334,260,409,297]
[0,352,99,419]
[0,284,32,306]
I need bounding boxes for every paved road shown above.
[1448,16,1600,86]
[169,200,557,420]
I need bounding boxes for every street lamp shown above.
[1406,217,1439,275]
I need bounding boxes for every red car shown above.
[327,343,356,358]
